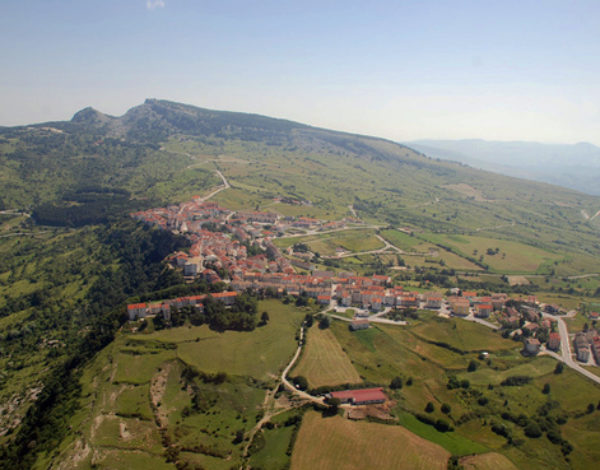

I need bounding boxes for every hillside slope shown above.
[2,99,600,268]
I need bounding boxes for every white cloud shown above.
[146,0,165,10]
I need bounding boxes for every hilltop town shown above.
[130,197,600,383]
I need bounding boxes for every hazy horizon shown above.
[2,0,599,146]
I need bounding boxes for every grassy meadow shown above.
[290,411,450,470]
[291,324,361,388]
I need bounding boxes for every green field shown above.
[274,229,384,256]
[380,229,483,270]
[291,324,361,388]
[131,299,305,380]
[410,316,517,352]
[421,233,561,274]
[290,411,450,470]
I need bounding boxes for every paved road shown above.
[278,225,382,240]
[464,312,500,330]
[328,304,407,326]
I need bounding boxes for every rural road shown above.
[320,233,406,259]
[280,326,325,405]
[278,225,382,240]
[464,312,500,330]
[181,169,230,213]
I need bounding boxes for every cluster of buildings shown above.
[447,291,513,318]
[498,301,561,356]
[126,291,238,321]
[574,330,600,364]
[131,197,599,370]
[131,198,360,284]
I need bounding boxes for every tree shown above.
[291,376,308,390]
[390,376,403,389]
[441,403,451,414]
[542,383,551,394]
[554,363,564,374]
[425,402,435,413]
[524,421,542,438]
[323,397,341,417]
[587,403,595,414]
[467,360,478,372]
[318,316,330,329]
[259,311,269,326]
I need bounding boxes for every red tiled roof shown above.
[127,303,147,310]
[330,387,387,403]
[211,291,238,298]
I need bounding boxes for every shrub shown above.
[524,422,542,438]
[390,376,403,389]
[501,376,532,386]
[291,376,308,390]
[434,419,453,432]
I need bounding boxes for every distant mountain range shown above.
[407,139,600,195]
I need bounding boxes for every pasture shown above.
[421,233,561,274]
[291,325,361,388]
[130,299,305,380]
[274,229,384,256]
[409,316,517,352]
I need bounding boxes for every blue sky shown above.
[2,0,599,145]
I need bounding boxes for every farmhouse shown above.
[328,387,387,405]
